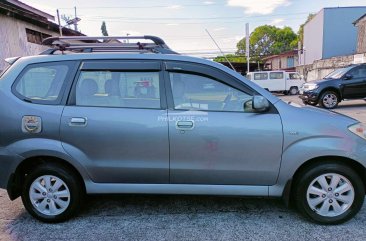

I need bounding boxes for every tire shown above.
[289,87,298,95]
[21,163,84,223]
[319,90,339,109]
[294,162,365,224]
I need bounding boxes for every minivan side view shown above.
[299,64,366,109]
[246,70,304,95]
[0,36,366,224]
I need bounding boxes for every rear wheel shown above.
[21,164,83,223]
[319,90,339,109]
[289,87,298,95]
[294,162,364,224]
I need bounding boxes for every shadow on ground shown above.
[5,195,366,241]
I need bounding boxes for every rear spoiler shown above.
[4,56,21,65]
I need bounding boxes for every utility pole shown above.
[74,7,78,31]
[57,9,62,36]
[245,23,250,73]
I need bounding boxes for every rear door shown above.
[342,65,366,98]
[60,60,169,184]
[164,61,283,185]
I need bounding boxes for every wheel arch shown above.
[319,87,342,100]
[8,155,86,200]
[283,156,366,206]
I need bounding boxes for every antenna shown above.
[205,29,237,72]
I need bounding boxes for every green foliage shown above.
[236,25,297,61]
[213,54,247,63]
[298,14,316,49]
[101,21,109,36]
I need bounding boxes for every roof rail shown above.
[40,35,178,55]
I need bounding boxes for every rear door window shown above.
[75,71,161,109]
[13,61,77,104]
[269,72,284,79]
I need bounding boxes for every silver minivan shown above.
[0,36,366,224]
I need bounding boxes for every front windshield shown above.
[324,66,353,79]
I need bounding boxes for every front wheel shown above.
[21,164,84,223]
[319,91,339,109]
[294,162,364,224]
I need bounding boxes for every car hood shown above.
[307,78,338,85]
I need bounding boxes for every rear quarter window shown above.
[12,61,77,104]
[254,73,268,80]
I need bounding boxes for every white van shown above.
[246,71,304,95]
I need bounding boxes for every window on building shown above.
[25,28,52,45]
[287,57,295,68]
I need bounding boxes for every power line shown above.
[58,3,219,10]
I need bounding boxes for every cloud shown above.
[270,18,284,25]
[203,1,215,5]
[227,0,291,15]
[213,27,226,31]
[166,5,183,9]
[165,23,180,26]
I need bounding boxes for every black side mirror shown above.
[344,74,353,80]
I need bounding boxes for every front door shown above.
[342,65,366,99]
[60,61,169,184]
[165,62,283,185]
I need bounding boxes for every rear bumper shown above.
[0,147,22,190]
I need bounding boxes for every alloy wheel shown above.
[306,173,355,217]
[29,175,71,216]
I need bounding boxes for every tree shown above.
[213,54,246,63]
[236,25,298,61]
[298,14,316,50]
[101,21,109,36]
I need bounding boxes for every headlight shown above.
[348,123,366,140]
[304,84,318,91]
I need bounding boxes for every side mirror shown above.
[252,95,270,112]
[344,74,353,80]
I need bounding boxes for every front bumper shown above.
[298,90,320,103]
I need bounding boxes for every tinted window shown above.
[14,63,70,103]
[75,71,160,109]
[348,66,366,78]
[269,72,284,79]
[254,73,268,80]
[169,73,253,112]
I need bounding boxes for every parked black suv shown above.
[299,64,366,109]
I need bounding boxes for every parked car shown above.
[246,71,304,95]
[0,36,366,224]
[299,64,366,109]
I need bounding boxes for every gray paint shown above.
[0,53,364,200]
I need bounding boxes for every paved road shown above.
[0,96,365,241]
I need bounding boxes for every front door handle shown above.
[69,117,87,126]
[176,120,194,130]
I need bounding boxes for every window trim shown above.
[164,61,278,114]
[67,60,166,110]
[11,61,79,105]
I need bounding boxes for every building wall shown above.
[0,14,59,71]
[356,17,366,54]
[322,7,366,59]
[296,53,366,82]
[303,9,324,65]
[265,55,299,70]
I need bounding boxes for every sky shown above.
[22,0,366,57]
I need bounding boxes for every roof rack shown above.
[40,35,179,55]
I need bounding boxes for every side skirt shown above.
[85,182,273,196]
